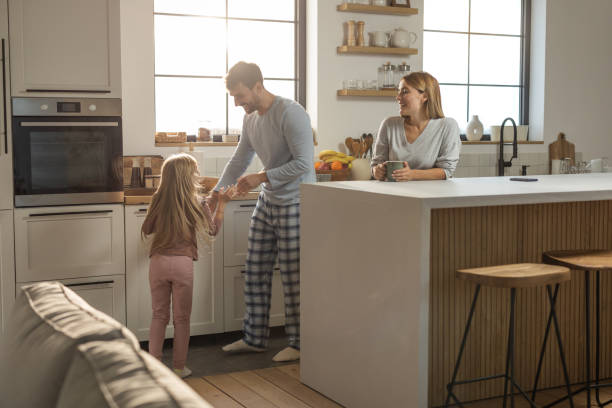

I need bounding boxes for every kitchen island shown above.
[300,174,612,408]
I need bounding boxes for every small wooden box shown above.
[155,132,187,143]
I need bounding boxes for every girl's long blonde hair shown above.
[142,153,211,252]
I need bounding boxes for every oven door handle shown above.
[19,121,119,127]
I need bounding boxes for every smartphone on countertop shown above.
[510,177,538,182]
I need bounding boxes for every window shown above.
[423,0,530,135]
[153,0,305,136]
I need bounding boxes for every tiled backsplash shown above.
[454,152,583,178]
[201,156,264,177]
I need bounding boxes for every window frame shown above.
[153,0,307,135]
[423,0,531,134]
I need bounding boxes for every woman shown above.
[371,71,461,181]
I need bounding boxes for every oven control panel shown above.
[12,97,121,116]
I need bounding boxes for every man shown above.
[211,61,314,362]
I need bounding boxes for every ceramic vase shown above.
[466,115,483,141]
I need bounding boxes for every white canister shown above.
[590,158,603,173]
[351,158,372,180]
[551,159,561,174]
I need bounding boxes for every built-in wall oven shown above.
[12,97,123,207]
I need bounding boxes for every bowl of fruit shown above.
[314,150,353,181]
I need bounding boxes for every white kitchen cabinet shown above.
[0,210,15,333]
[223,200,285,331]
[223,200,258,266]
[125,205,224,341]
[8,0,121,97]
[14,204,125,283]
[223,265,286,332]
[0,0,12,210]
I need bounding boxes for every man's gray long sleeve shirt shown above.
[216,96,315,205]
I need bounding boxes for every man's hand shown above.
[236,171,268,194]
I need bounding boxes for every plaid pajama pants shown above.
[242,194,301,349]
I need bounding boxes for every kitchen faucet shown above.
[497,117,518,176]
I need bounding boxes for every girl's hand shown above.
[391,161,413,181]
[372,163,387,181]
[218,185,237,202]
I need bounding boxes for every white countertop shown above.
[302,173,612,208]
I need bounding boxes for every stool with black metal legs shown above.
[534,250,612,407]
[444,263,574,408]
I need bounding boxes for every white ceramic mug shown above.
[551,159,561,175]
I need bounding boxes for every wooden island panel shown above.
[429,200,612,406]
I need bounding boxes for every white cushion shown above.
[0,282,139,408]
[57,340,211,408]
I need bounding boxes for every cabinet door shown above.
[223,201,257,266]
[125,206,224,341]
[0,0,12,209]
[0,210,15,334]
[223,266,285,332]
[14,204,125,283]
[8,0,121,97]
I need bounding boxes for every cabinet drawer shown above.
[223,266,285,332]
[14,204,125,282]
[223,201,256,266]
[17,274,126,324]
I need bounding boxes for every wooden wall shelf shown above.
[336,3,418,16]
[337,45,417,55]
[337,89,397,97]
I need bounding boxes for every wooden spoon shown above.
[345,137,355,156]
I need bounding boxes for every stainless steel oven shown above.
[12,97,123,207]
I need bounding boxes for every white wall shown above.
[541,0,612,161]
[307,0,423,155]
[119,0,612,168]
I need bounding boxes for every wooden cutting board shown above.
[549,132,575,171]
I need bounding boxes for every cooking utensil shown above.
[345,137,355,156]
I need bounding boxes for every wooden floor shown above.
[446,384,612,407]
[186,363,612,407]
[185,364,343,408]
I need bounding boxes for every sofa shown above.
[0,281,212,408]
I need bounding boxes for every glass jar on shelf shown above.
[379,62,396,89]
[396,61,411,84]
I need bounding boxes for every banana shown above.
[324,156,349,164]
[318,150,337,160]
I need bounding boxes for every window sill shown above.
[155,142,238,148]
[461,141,543,145]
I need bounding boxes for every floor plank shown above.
[254,367,343,408]
[205,373,277,408]
[276,364,301,381]
[229,370,311,408]
[184,377,245,408]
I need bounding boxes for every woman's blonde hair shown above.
[402,71,445,119]
[142,153,211,252]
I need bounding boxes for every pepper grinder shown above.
[130,157,143,188]
[346,20,356,46]
[356,21,365,46]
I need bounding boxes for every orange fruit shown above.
[330,161,343,171]
[314,161,323,170]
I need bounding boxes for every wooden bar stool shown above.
[444,263,574,408]
[536,249,612,407]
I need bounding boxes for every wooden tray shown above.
[316,168,351,181]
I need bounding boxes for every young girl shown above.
[142,153,235,378]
